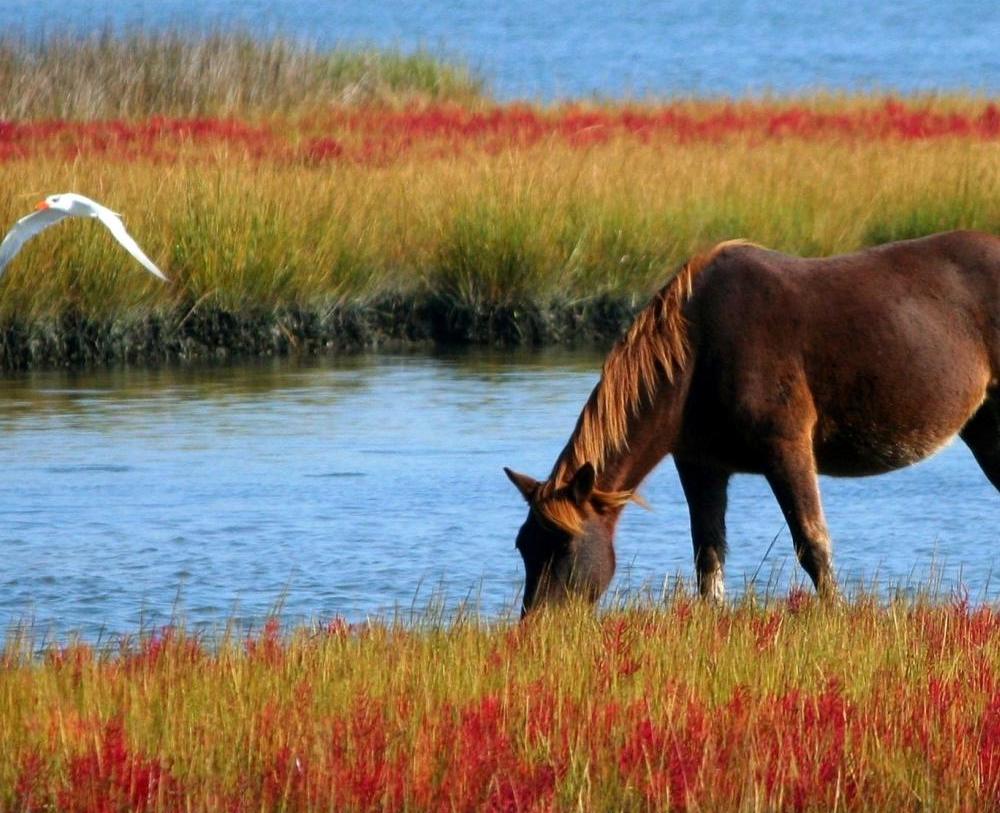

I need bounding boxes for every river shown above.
[1,350,996,638]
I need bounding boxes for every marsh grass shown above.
[0,55,998,357]
[0,32,485,120]
[1,137,998,325]
[4,588,1000,810]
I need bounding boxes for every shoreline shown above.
[0,294,641,370]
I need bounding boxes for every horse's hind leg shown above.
[961,392,1000,491]
[763,438,839,597]
[675,458,730,602]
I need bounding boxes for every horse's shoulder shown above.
[696,242,800,290]
[687,244,800,324]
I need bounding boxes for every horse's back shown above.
[812,230,998,379]
[718,229,999,297]
[683,231,999,476]
[701,230,1000,378]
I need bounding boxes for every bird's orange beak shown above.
[35,200,49,211]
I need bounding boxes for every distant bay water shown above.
[2,0,998,100]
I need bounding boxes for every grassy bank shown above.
[4,592,1000,810]
[2,136,997,313]
[0,35,999,367]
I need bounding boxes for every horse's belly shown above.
[805,306,995,475]
[812,371,986,476]
[814,426,956,476]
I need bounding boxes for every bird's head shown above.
[35,194,96,217]
[36,194,63,212]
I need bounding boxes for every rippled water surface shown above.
[4,0,999,98]
[0,350,996,638]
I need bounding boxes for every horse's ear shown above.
[504,467,540,502]
[570,463,596,505]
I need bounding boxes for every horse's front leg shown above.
[675,458,731,602]
[763,438,839,598]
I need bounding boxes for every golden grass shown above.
[1,135,998,321]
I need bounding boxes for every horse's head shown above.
[504,463,619,616]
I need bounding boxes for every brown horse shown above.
[505,231,1000,613]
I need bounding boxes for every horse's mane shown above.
[534,239,750,534]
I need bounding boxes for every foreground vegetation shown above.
[0,34,998,365]
[3,591,1000,810]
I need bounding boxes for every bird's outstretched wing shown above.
[92,209,168,281]
[0,208,73,279]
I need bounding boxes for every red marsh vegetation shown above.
[5,594,1000,811]
[2,99,1000,165]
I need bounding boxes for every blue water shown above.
[0,351,996,639]
[2,0,998,99]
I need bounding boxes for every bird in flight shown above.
[0,192,167,282]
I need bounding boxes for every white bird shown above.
[0,192,167,282]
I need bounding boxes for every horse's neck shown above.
[601,385,686,493]
[553,373,688,495]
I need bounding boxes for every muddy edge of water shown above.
[0,295,646,370]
